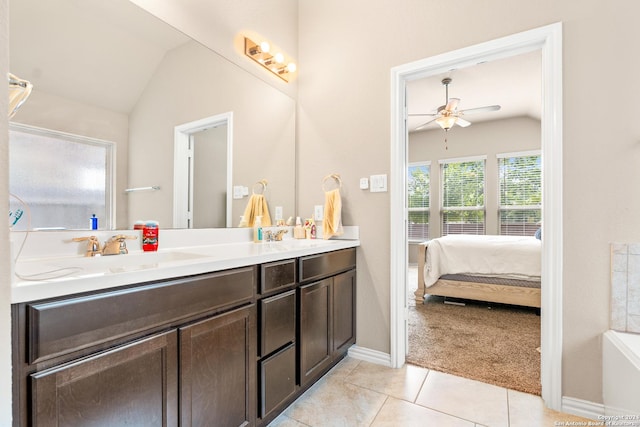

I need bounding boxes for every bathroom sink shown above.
[15,250,209,280]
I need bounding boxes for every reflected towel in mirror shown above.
[242,194,272,227]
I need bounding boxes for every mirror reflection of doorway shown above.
[192,124,227,228]
[173,112,233,229]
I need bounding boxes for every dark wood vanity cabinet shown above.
[12,266,257,427]
[12,247,357,427]
[299,249,356,387]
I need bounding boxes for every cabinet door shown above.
[333,270,356,356]
[180,305,256,427]
[30,330,178,427]
[299,279,332,386]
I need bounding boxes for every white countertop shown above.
[12,238,360,304]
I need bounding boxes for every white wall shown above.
[297,0,640,405]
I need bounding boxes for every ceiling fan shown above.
[411,77,501,132]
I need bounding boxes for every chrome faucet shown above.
[263,228,288,242]
[274,229,288,241]
[102,235,137,255]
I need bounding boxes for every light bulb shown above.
[259,41,270,53]
[286,63,297,73]
[436,115,456,130]
[274,53,284,63]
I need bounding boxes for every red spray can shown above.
[137,220,159,251]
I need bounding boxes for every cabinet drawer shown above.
[27,266,256,364]
[260,290,296,357]
[260,259,296,294]
[260,343,296,419]
[299,248,356,283]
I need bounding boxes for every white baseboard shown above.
[562,396,605,420]
[347,345,391,367]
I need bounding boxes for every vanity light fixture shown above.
[244,37,296,82]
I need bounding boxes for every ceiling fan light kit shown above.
[411,77,501,138]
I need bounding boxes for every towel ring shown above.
[252,179,268,195]
[322,174,342,192]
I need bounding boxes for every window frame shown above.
[9,123,116,230]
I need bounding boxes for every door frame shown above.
[173,112,233,228]
[389,23,563,410]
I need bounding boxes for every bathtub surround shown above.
[611,244,640,333]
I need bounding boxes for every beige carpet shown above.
[407,293,541,395]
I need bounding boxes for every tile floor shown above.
[268,357,592,427]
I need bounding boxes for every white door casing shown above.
[389,23,563,410]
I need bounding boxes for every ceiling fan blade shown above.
[414,118,437,131]
[460,104,501,114]
[455,117,471,127]
[445,98,460,111]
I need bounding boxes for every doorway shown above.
[389,23,563,410]
[173,112,233,228]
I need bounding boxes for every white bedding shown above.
[423,235,541,288]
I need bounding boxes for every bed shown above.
[415,234,541,308]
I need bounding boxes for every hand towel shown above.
[322,188,343,239]
[242,194,272,227]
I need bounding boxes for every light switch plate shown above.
[370,174,388,192]
[233,186,244,199]
[275,206,283,220]
[314,205,324,221]
[359,178,369,189]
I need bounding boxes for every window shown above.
[9,124,114,230]
[407,162,430,241]
[498,151,541,236]
[440,156,485,235]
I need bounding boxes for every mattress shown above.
[439,274,541,289]
[424,234,541,288]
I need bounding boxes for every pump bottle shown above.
[253,216,263,243]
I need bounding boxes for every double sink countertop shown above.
[11,228,360,304]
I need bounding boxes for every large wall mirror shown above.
[9,0,296,230]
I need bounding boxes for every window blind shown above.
[407,162,430,241]
[498,153,541,236]
[440,157,485,236]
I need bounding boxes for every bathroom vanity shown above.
[10,237,358,426]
